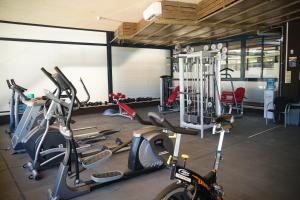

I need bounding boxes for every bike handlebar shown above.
[147,112,198,135]
[118,102,153,126]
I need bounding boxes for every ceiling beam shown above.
[232,0,300,26]
[131,20,154,37]
[143,24,172,39]
[247,8,300,27]
[160,25,187,39]
[198,0,246,22]
[214,0,272,25]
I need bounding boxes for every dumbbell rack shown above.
[74,98,160,116]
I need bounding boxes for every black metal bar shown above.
[170,49,174,78]
[111,42,171,50]
[173,77,278,82]
[189,30,282,46]
[226,42,229,69]
[241,39,246,79]
[261,36,265,78]
[0,20,108,33]
[0,37,107,46]
[279,25,285,97]
[107,32,114,102]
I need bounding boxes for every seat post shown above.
[214,129,225,171]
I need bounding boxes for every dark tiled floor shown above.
[0,106,299,200]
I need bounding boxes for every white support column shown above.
[179,56,185,128]
[215,52,222,117]
[199,53,204,138]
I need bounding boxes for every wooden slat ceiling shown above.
[114,0,300,46]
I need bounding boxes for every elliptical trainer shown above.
[48,66,174,200]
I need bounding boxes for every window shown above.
[245,38,263,78]
[263,36,281,78]
[227,41,241,78]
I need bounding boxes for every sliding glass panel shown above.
[263,36,281,78]
[227,41,241,78]
[245,38,262,78]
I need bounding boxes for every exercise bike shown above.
[153,113,233,200]
[47,67,174,200]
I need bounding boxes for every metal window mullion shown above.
[241,39,246,80]
[261,36,265,78]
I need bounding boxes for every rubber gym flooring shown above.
[0,106,299,200]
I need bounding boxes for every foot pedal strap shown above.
[81,150,112,170]
[91,171,123,183]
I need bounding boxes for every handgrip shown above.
[80,78,90,104]
[44,89,70,108]
[220,67,234,72]
[41,67,61,90]
[54,66,77,94]
[6,80,11,88]
[148,112,165,127]
[10,79,27,91]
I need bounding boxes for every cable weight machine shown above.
[178,44,226,138]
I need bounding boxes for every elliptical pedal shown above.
[91,171,123,183]
[81,150,112,170]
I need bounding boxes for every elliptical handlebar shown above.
[7,79,29,101]
[6,80,12,89]
[10,79,27,92]
[79,78,90,105]
[147,112,198,135]
[54,67,82,109]
[41,67,62,96]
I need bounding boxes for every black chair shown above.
[266,97,295,126]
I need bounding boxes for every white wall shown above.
[0,23,171,113]
[112,47,170,98]
[0,42,108,113]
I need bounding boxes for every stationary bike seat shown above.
[215,115,234,124]
[215,115,234,132]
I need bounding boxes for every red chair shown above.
[221,87,245,116]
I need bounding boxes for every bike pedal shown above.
[91,171,123,183]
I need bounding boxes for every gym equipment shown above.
[22,67,120,180]
[6,79,27,134]
[48,69,174,200]
[103,92,133,120]
[6,79,46,153]
[178,44,226,138]
[153,113,233,200]
[220,67,245,117]
[158,75,180,113]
